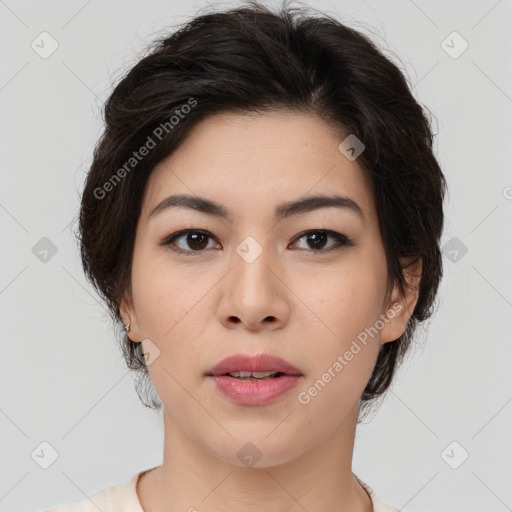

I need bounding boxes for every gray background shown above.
[1,0,511,511]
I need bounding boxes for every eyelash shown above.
[159,229,354,256]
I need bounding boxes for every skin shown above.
[120,110,421,512]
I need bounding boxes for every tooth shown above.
[252,371,277,378]
[227,370,278,378]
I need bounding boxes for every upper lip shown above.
[206,353,303,376]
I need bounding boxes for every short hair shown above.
[77,0,447,419]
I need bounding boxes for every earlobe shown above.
[379,257,422,344]
[120,292,141,342]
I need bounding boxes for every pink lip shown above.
[206,353,303,406]
[208,375,302,405]
[206,353,303,376]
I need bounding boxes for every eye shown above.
[159,229,220,256]
[291,230,354,252]
[159,229,353,256]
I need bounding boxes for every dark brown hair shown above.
[76,0,447,420]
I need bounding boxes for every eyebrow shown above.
[149,193,365,223]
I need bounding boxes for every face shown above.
[121,110,418,467]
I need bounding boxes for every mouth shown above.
[205,353,303,378]
[218,370,287,381]
[205,353,303,406]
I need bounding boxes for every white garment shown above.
[45,469,401,512]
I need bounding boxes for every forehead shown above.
[141,111,377,228]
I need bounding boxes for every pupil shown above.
[308,232,326,250]
[188,233,208,250]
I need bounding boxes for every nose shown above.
[216,240,291,332]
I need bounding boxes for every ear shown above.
[119,290,142,343]
[379,257,422,344]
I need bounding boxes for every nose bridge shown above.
[230,233,276,304]
[216,231,290,329]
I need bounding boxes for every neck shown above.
[137,403,373,512]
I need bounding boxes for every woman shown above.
[47,1,446,510]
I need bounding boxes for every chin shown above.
[205,431,308,470]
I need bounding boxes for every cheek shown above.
[294,260,385,345]
[291,261,383,398]
[130,254,212,378]
[131,244,196,336]
[295,315,379,430]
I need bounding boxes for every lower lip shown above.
[208,375,302,406]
